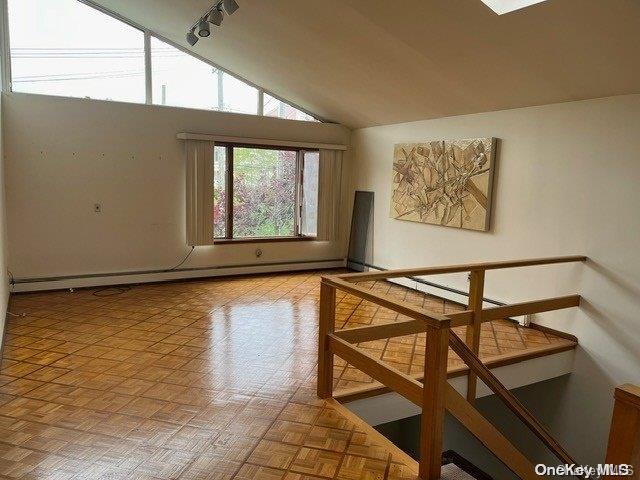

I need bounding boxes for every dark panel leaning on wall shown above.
[347,191,374,271]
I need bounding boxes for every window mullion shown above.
[217,70,224,111]
[257,89,264,116]
[226,146,234,239]
[144,31,152,104]
[295,150,304,236]
[0,0,11,92]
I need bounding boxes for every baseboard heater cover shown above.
[12,258,346,292]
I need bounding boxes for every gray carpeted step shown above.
[441,450,494,480]
[441,462,481,479]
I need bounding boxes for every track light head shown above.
[190,1,236,43]
[197,17,211,37]
[208,7,224,26]
[222,0,239,15]
[186,29,199,46]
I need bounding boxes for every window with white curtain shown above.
[185,139,342,246]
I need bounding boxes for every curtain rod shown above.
[177,133,348,151]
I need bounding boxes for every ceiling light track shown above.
[186,0,240,46]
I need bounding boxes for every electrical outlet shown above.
[94,203,102,213]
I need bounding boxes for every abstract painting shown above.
[390,138,496,231]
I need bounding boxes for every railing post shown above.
[317,280,336,398]
[420,324,449,479]
[604,384,640,479]
[465,269,485,403]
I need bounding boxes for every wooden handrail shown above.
[445,384,538,480]
[332,295,580,334]
[330,331,539,479]
[334,319,430,343]
[448,332,578,466]
[322,276,449,329]
[448,310,476,327]
[336,255,587,282]
[328,333,423,405]
[318,256,585,479]
[481,295,581,322]
[330,331,538,479]
[334,311,474,343]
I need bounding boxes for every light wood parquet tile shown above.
[235,463,286,480]
[336,454,389,480]
[264,420,313,446]
[290,447,343,478]
[303,425,351,452]
[0,270,574,479]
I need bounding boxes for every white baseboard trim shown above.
[12,259,346,293]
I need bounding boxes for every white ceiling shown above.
[92,0,640,128]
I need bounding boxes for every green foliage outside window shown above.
[214,147,296,238]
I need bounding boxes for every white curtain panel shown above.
[185,140,215,246]
[317,149,343,241]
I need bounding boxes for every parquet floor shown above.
[0,271,575,479]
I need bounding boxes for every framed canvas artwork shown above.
[390,138,496,232]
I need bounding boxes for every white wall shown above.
[351,94,640,465]
[0,94,9,344]
[3,92,351,287]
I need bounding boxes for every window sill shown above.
[213,236,317,245]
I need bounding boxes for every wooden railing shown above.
[604,384,640,479]
[317,255,587,479]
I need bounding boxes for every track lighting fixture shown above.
[209,7,224,26]
[186,28,198,46]
[186,1,239,47]
[223,0,239,15]
[197,17,211,37]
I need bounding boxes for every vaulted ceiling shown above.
[92,0,640,128]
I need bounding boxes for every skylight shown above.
[480,0,548,15]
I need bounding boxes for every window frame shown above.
[213,142,318,244]
[6,0,147,104]
[1,0,324,123]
